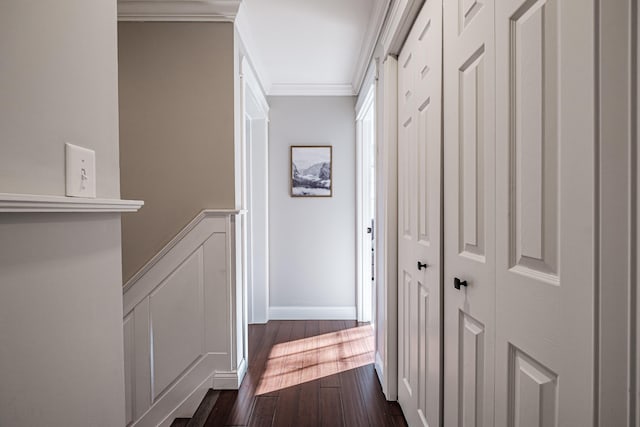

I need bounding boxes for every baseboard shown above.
[375,351,384,389]
[157,374,217,427]
[268,306,357,320]
[213,358,247,389]
[131,354,222,427]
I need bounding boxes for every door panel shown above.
[494,0,596,426]
[397,0,442,425]
[443,0,496,424]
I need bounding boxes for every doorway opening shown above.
[356,82,376,324]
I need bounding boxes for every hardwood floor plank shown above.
[211,322,278,426]
[340,325,388,427]
[317,320,343,388]
[389,415,409,427]
[259,321,295,397]
[319,387,344,427]
[294,321,320,427]
[248,396,278,427]
[338,365,369,427]
[387,401,405,416]
[300,320,320,384]
[354,365,390,427]
[203,390,237,427]
[187,389,219,427]
[272,321,307,427]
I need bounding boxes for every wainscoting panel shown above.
[123,211,246,427]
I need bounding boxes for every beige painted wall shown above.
[118,22,236,281]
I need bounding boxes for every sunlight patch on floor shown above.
[256,325,374,395]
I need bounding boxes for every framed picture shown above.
[290,145,333,197]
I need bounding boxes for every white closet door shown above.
[397,0,442,425]
[494,0,597,425]
[443,0,496,424]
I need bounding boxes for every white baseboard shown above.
[375,351,384,388]
[213,358,247,390]
[157,373,217,427]
[131,354,223,427]
[268,306,357,320]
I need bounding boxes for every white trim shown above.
[356,62,378,115]
[241,57,270,325]
[123,213,245,426]
[0,192,143,213]
[356,82,376,120]
[212,358,247,389]
[235,6,272,94]
[157,375,218,427]
[356,119,364,322]
[374,351,385,386]
[355,83,376,323]
[268,83,355,97]
[352,0,390,94]
[378,0,424,57]
[129,353,224,427]
[241,57,270,117]
[596,0,636,421]
[268,306,357,320]
[375,56,399,400]
[123,209,244,295]
[117,0,241,22]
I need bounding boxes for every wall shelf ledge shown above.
[0,193,144,213]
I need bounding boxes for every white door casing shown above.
[494,0,597,425]
[397,0,443,425]
[375,55,399,401]
[241,57,270,325]
[443,0,496,424]
[357,83,377,323]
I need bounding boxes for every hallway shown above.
[203,321,406,427]
[1,1,637,426]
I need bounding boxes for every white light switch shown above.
[65,143,96,198]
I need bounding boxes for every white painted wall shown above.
[0,0,121,198]
[0,215,125,427]
[268,96,357,318]
[0,1,125,425]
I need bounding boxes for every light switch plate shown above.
[65,143,96,198]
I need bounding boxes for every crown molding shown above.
[268,83,355,97]
[352,0,390,94]
[379,0,424,57]
[117,0,241,22]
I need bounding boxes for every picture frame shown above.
[290,145,333,197]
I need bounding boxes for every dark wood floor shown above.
[204,320,407,427]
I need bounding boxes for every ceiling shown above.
[236,0,388,96]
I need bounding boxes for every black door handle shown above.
[454,277,468,290]
[417,261,428,270]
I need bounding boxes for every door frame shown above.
[370,0,424,403]
[241,56,270,325]
[356,79,377,323]
[597,0,638,423]
[372,56,400,401]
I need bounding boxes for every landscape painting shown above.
[291,145,332,197]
